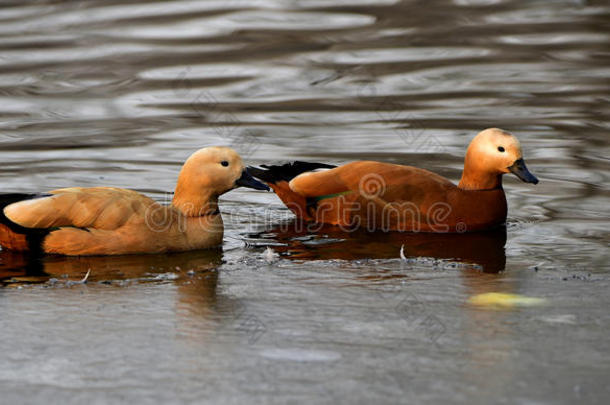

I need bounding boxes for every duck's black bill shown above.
[236,169,270,191]
[508,158,539,184]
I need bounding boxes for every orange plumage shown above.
[250,128,538,233]
[0,147,268,256]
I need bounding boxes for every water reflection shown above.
[0,250,46,284]
[0,248,222,285]
[249,220,507,272]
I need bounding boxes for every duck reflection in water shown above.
[0,248,222,288]
[247,219,507,273]
[0,249,255,344]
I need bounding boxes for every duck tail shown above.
[0,193,51,253]
[247,161,336,184]
[247,162,335,221]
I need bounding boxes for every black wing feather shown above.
[247,161,336,184]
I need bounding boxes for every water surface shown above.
[0,0,609,403]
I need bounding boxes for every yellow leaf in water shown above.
[468,292,546,308]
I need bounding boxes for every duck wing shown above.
[289,161,454,201]
[3,187,160,231]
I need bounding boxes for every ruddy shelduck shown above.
[249,128,538,233]
[0,147,268,255]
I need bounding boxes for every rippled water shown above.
[0,0,609,403]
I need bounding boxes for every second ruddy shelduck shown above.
[249,128,538,233]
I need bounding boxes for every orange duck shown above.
[249,128,538,233]
[0,147,268,256]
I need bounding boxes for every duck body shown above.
[0,147,268,256]
[250,128,537,233]
[252,161,507,233]
[0,188,223,255]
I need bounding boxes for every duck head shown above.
[173,146,268,216]
[459,128,539,190]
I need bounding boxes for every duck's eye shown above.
[498,146,505,152]
[220,161,229,167]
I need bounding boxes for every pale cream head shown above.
[459,128,538,190]
[172,146,268,216]
[466,128,523,175]
[177,146,247,196]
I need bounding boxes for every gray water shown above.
[0,0,609,404]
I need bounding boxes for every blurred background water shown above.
[0,0,608,403]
